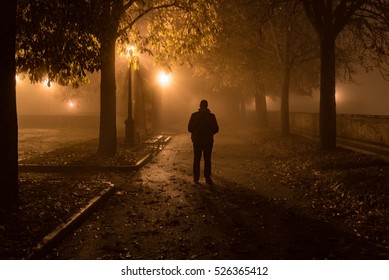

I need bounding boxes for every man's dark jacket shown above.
[188,108,219,143]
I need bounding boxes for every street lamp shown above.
[67,99,76,108]
[124,45,137,146]
[157,71,171,87]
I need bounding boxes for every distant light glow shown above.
[67,100,76,108]
[123,45,136,59]
[335,88,343,103]
[157,71,171,87]
[42,78,52,88]
[126,45,136,53]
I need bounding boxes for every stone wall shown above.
[336,114,389,146]
[289,112,389,158]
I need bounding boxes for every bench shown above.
[144,135,164,150]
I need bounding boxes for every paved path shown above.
[47,128,386,259]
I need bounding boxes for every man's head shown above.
[200,99,208,108]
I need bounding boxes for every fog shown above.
[16,56,389,136]
[151,66,235,132]
[16,56,232,135]
[16,74,100,116]
[284,71,389,116]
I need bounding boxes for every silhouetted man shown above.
[188,100,219,185]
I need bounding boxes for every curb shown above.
[26,184,116,260]
[19,154,151,173]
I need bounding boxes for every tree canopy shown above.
[193,0,321,131]
[16,0,100,86]
[16,0,220,86]
[16,0,221,155]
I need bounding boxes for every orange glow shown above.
[67,100,76,108]
[126,45,136,54]
[123,45,136,59]
[42,78,52,88]
[157,71,171,87]
[335,88,343,104]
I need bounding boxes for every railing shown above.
[289,112,389,160]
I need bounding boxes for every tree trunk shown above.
[281,30,291,137]
[280,65,290,136]
[240,96,246,119]
[319,31,337,150]
[0,0,18,215]
[98,36,117,156]
[124,64,135,146]
[255,92,268,127]
[137,69,148,136]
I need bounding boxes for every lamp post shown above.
[124,46,136,146]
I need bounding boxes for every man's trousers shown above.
[192,141,213,182]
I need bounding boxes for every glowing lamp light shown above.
[126,45,136,54]
[157,71,171,87]
[42,78,52,88]
[335,87,343,103]
[67,100,76,108]
[123,45,137,60]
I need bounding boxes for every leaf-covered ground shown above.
[0,139,153,259]
[253,133,389,248]
[1,128,388,259]
[45,128,389,260]
[0,174,113,259]
[19,139,153,166]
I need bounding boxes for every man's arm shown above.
[188,113,196,133]
[211,114,219,134]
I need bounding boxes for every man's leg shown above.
[203,142,213,184]
[193,142,202,183]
